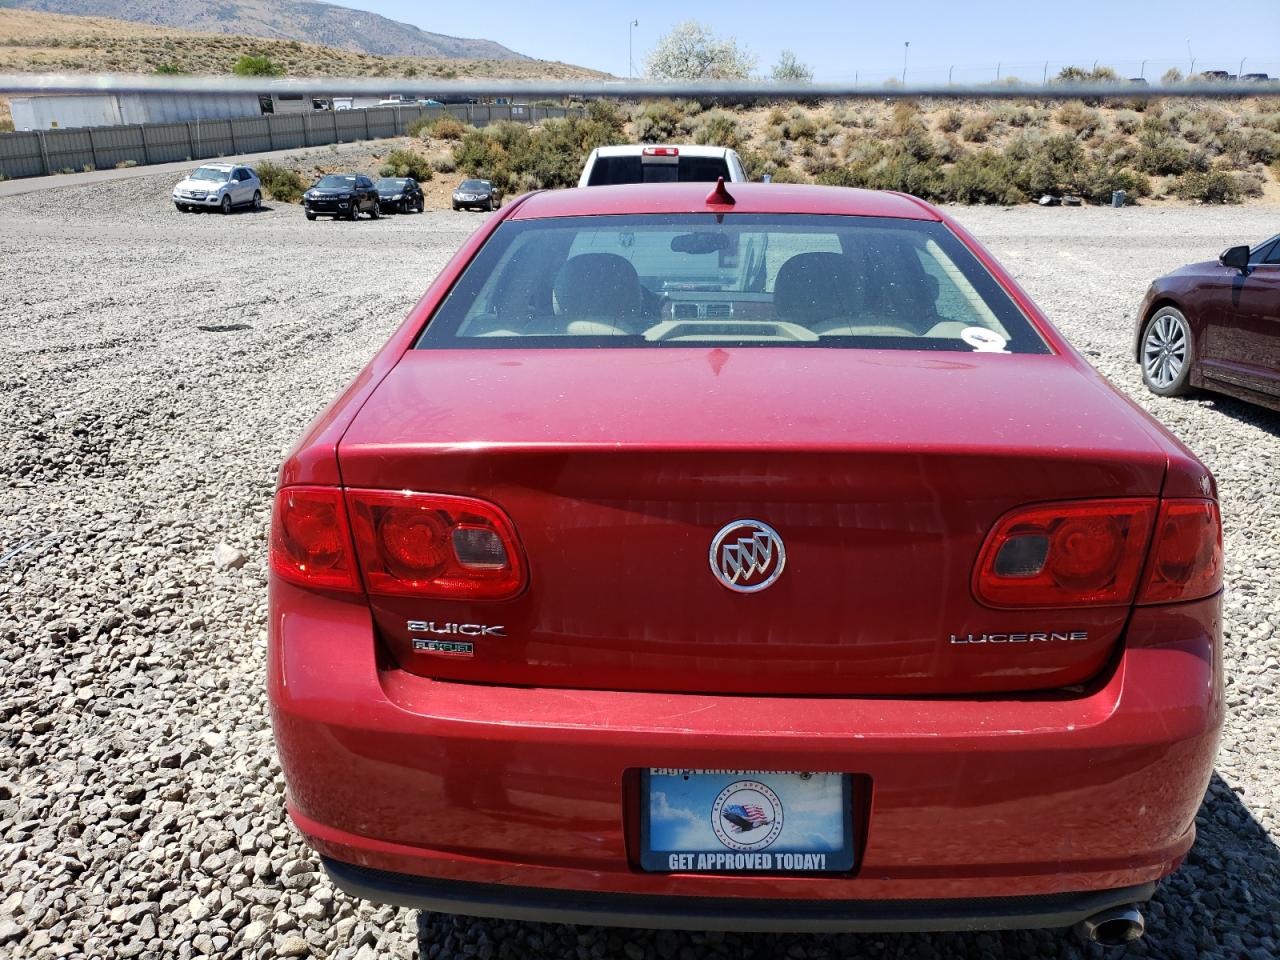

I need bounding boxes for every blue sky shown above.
[338,1,1280,82]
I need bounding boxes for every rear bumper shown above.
[322,858,1155,933]
[269,581,1221,920]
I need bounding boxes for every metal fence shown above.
[0,102,577,180]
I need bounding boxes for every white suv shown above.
[173,164,262,214]
[578,145,748,187]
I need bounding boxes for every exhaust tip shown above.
[1074,905,1145,947]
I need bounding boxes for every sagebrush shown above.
[255,162,306,204]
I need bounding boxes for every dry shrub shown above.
[1056,101,1102,138]
[937,108,964,133]
[960,113,997,143]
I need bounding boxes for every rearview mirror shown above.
[1219,244,1250,273]
[671,232,729,255]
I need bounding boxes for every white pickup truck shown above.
[577,144,748,187]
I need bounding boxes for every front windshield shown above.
[190,167,230,182]
[316,175,357,189]
[418,213,1048,354]
[460,180,490,190]
[1253,234,1280,262]
[377,178,408,189]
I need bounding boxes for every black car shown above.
[303,174,381,220]
[452,179,501,212]
[375,177,425,214]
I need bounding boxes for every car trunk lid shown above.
[338,348,1168,695]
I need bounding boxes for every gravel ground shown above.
[0,177,1277,960]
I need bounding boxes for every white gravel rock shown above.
[212,544,248,571]
[1,178,1277,960]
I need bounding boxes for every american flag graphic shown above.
[722,803,772,833]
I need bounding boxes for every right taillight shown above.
[973,499,1158,608]
[974,496,1224,610]
[1136,498,1223,604]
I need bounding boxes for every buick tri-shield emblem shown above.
[710,520,785,593]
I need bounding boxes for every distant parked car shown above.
[578,145,748,187]
[1135,235,1280,411]
[302,174,381,221]
[172,163,261,214]
[375,177,425,214]
[452,179,500,211]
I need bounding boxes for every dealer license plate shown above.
[639,769,854,873]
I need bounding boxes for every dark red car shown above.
[269,182,1223,946]
[1136,235,1280,411]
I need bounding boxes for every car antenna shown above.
[706,177,736,206]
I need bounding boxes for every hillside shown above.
[0,9,608,132]
[0,0,526,59]
[221,98,1280,209]
[377,98,1279,206]
[0,9,607,81]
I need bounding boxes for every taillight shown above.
[345,489,526,599]
[270,486,361,592]
[1137,499,1222,604]
[973,499,1157,608]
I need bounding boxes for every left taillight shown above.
[270,486,527,600]
[345,489,526,600]
[270,486,361,592]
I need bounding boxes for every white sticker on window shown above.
[961,326,1010,353]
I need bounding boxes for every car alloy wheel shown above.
[252,191,262,211]
[221,195,232,215]
[1142,309,1192,396]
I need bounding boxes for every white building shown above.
[8,92,264,130]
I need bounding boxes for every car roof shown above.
[590,144,736,158]
[198,162,236,169]
[508,183,942,221]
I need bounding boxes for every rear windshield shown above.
[586,156,731,186]
[417,214,1047,353]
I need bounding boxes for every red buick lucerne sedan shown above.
[1136,234,1280,411]
[269,181,1223,946]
